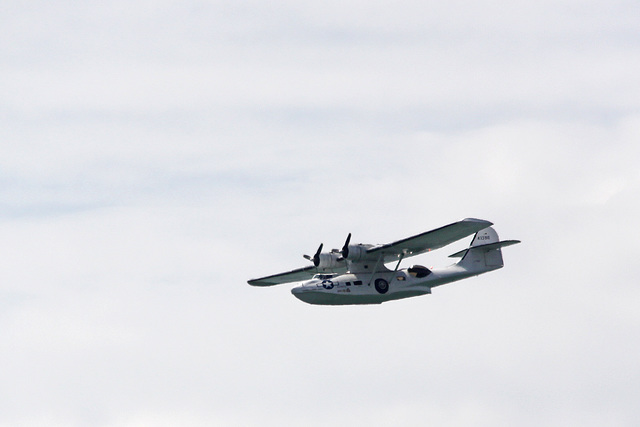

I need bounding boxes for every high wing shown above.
[248,264,348,287]
[367,218,493,262]
[248,218,492,286]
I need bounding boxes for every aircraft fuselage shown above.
[290,264,501,305]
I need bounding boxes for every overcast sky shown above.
[1,1,640,426]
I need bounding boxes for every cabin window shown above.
[345,282,351,286]
[354,280,363,286]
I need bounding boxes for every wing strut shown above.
[394,250,407,271]
[367,253,385,286]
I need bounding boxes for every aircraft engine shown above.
[342,244,366,262]
[340,233,368,262]
[316,252,342,269]
[304,243,342,270]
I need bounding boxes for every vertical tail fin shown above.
[449,227,520,272]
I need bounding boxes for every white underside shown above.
[291,264,502,305]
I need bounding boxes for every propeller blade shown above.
[313,243,323,267]
[341,233,351,259]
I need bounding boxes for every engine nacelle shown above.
[343,244,367,262]
[317,252,342,270]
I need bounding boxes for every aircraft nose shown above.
[291,285,317,304]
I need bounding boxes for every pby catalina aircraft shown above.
[248,218,520,305]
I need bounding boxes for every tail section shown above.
[449,227,520,272]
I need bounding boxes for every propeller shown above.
[340,233,352,259]
[303,243,323,267]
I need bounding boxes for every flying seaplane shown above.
[248,218,520,305]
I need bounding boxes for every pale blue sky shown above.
[1,1,640,426]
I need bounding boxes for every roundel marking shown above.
[321,280,334,289]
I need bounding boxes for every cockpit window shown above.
[313,274,336,280]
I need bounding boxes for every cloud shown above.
[1,1,640,426]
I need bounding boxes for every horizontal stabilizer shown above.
[449,240,521,258]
